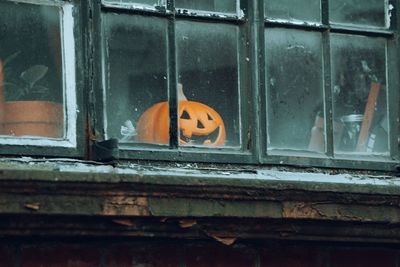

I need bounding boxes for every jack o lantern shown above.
[136,85,226,146]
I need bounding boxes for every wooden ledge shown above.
[0,159,399,243]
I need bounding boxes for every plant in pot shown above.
[0,52,63,138]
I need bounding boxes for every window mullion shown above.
[388,1,400,160]
[167,2,178,148]
[321,0,329,25]
[249,0,264,162]
[321,0,334,157]
[387,39,399,159]
[322,31,334,157]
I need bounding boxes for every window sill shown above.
[0,158,399,243]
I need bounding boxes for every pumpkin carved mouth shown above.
[180,126,222,146]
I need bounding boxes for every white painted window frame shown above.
[0,0,77,148]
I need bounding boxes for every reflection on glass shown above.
[331,34,388,154]
[264,0,321,23]
[0,2,64,138]
[265,28,324,151]
[103,14,169,145]
[102,0,164,7]
[175,0,236,13]
[176,21,240,148]
[329,0,388,28]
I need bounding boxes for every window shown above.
[262,0,398,170]
[96,0,252,163]
[0,0,83,157]
[0,0,398,171]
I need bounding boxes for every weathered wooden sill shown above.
[0,158,399,244]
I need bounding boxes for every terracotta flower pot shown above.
[0,61,63,138]
[1,101,63,138]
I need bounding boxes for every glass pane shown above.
[177,21,240,148]
[331,34,388,155]
[103,14,169,145]
[0,2,64,138]
[329,0,389,28]
[175,0,237,13]
[265,29,324,152]
[264,0,321,23]
[102,0,164,7]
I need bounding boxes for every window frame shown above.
[0,0,86,158]
[259,0,400,171]
[1,0,399,171]
[92,0,256,164]
[91,0,400,171]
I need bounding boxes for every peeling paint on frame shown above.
[175,9,243,19]
[101,0,244,19]
[101,0,168,13]
[386,0,394,29]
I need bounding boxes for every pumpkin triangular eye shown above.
[207,113,213,120]
[197,120,205,129]
[180,110,190,119]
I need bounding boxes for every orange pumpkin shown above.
[136,100,226,146]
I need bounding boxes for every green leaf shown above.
[3,51,21,67]
[3,82,23,99]
[20,65,48,86]
[32,85,49,93]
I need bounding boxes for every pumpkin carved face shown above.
[136,101,226,146]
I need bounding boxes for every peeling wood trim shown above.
[0,162,399,242]
[0,189,399,226]
[1,164,400,197]
[103,196,150,216]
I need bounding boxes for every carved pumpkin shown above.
[136,86,226,146]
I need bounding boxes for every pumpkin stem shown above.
[177,83,187,101]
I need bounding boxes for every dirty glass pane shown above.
[102,0,165,7]
[177,21,240,148]
[329,0,389,28]
[0,2,64,139]
[331,34,388,155]
[265,29,324,152]
[175,0,237,13]
[103,14,169,145]
[264,0,321,23]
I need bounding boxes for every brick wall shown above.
[0,242,398,267]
